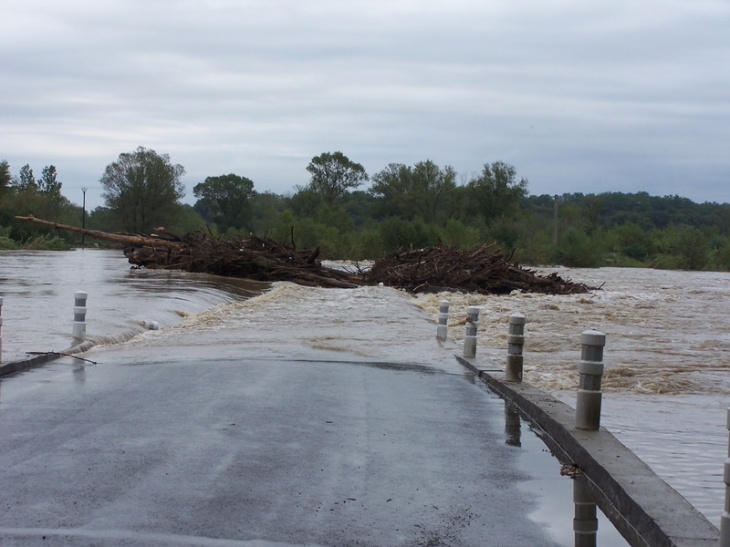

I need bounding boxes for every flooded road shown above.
[0,249,726,539]
[0,356,583,547]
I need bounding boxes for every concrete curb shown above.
[0,341,96,378]
[455,354,719,547]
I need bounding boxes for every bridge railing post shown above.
[721,407,730,547]
[436,300,449,341]
[505,313,525,382]
[72,291,88,343]
[573,480,598,547]
[575,329,606,430]
[0,296,3,363]
[462,306,481,358]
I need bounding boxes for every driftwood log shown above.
[15,215,598,295]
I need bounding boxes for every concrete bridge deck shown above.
[0,284,721,545]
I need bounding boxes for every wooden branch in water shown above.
[14,215,183,248]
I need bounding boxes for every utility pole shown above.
[553,194,559,247]
[81,188,87,247]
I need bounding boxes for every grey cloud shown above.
[1,0,729,209]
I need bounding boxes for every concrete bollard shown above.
[575,329,606,430]
[72,291,88,342]
[505,313,525,382]
[0,296,3,363]
[573,480,598,547]
[436,300,450,341]
[462,306,481,358]
[504,401,521,447]
[720,407,730,547]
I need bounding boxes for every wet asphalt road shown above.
[0,358,561,547]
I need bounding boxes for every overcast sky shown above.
[2,0,729,210]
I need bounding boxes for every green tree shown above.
[193,173,255,233]
[0,163,79,245]
[100,147,185,234]
[467,161,528,226]
[555,228,601,267]
[582,195,603,235]
[304,151,368,205]
[438,218,481,249]
[18,164,36,190]
[37,165,66,218]
[167,204,208,235]
[249,191,290,235]
[369,160,457,224]
[369,163,415,218]
[38,165,62,197]
[378,217,440,252]
[0,160,11,197]
[410,160,457,224]
[650,224,708,270]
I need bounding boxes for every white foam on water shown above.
[88,283,462,373]
[411,267,730,396]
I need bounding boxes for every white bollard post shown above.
[436,300,450,341]
[505,313,525,382]
[720,407,730,547]
[462,306,481,359]
[573,480,598,547]
[0,296,3,363]
[504,401,521,447]
[72,291,88,342]
[575,329,606,430]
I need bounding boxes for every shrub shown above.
[555,229,601,267]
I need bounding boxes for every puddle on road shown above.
[475,381,631,547]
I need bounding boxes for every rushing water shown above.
[413,266,730,527]
[0,249,726,537]
[0,249,267,361]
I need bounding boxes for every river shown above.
[0,248,726,537]
[413,265,730,526]
[0,248,267,360]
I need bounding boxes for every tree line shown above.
[2,147,730,271]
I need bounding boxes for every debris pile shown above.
[124,231,361,289]
[14,216,360,288]
[365,243,597,295]
[15,216,598,295]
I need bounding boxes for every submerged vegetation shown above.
[3,151,730,271]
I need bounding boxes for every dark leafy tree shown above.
[249,191,290,236]
[18,164,36,190]
[37,165,67,218]
[370,160,457,224]
[38,165,63,197]
[369,163,415,219]
[340,190,377,228]
[0,163,78,243]
[0,160,11,196]
[193,173,255,233]
[410,160,457,224]
[467,161,528,226]
[100,146,185,234]
[304,151,368,205]
[582,196,602,235]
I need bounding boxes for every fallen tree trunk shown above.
[14,215,184,249]
[15,215,360,289]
